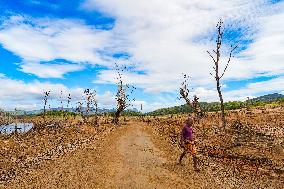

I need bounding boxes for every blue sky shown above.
[0,0,284,111]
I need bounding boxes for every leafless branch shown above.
[220,45,238,79]
[207,51,217,63]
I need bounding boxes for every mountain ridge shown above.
[146,93,284,116]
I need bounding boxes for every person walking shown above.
[179,115,200,171]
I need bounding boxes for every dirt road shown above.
[108,123,189,189]
[3,123,193,189]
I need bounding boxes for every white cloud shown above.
[224,76,284,100]
[94,69,186,93]
[0,16,113,78]
[0,75,85,110]
[85,0,284,94]
[142,76,284,111]
[226,7,284,80]
[0,75,118,110]
[97,91,116,108]
[0,73,283,111]
[20,62,85,78]
[0,1,284,110]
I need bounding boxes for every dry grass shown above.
[146,106,284,185]
[0,107,283,188]
[0,115,117,184]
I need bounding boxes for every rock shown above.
[258,167,269,173]
[274,167,284,174]
[11,157,17,163]
[58,145,63,151]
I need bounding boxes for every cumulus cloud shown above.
[0,15,113,78]
[1,1,284,110]
[226,8,284,80]
[85,0,284,95]
[97,91,116,109]
[0,74,118,110]
[20,62,86,78]
[0,74,84,109]
[0,73,283,111]
[224,76,284,100]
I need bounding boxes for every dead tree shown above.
[59,90,65,122]
[179,74,203,117]
[64,93,72,122]
[207,19,237,128]
[113,64,135,124]
[84,89,91,119]
[43,91,50,124]
[85,89,99,126]
[76,89,99,125]
[140,103,145,122]
[75,101,84,124]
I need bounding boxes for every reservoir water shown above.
[0,123,34,134]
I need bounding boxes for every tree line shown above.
[146,97,284,116]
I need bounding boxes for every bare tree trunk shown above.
[43,105,46,124]
[207,19,237,129]
[113,65,136,125]
[214,20,226,128]
[216,78,226,128]
[94,103,99,126]
[43,91,50,125]
[113,108,122,124]
[82,113,87,124]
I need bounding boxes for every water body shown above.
[0,123,34,134]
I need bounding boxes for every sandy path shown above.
[3,123,189,189]
[110,124,188,189]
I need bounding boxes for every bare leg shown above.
[179,151,186,165]
[193,155,200,171]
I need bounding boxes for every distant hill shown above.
[4,93,284,116]
[49,107,117,114]
[249,93,284,102]
[146,93,284,116]
[7,107,139,116]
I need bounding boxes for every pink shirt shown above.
[181,123,194,141]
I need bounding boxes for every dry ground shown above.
[1,120,283,189]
